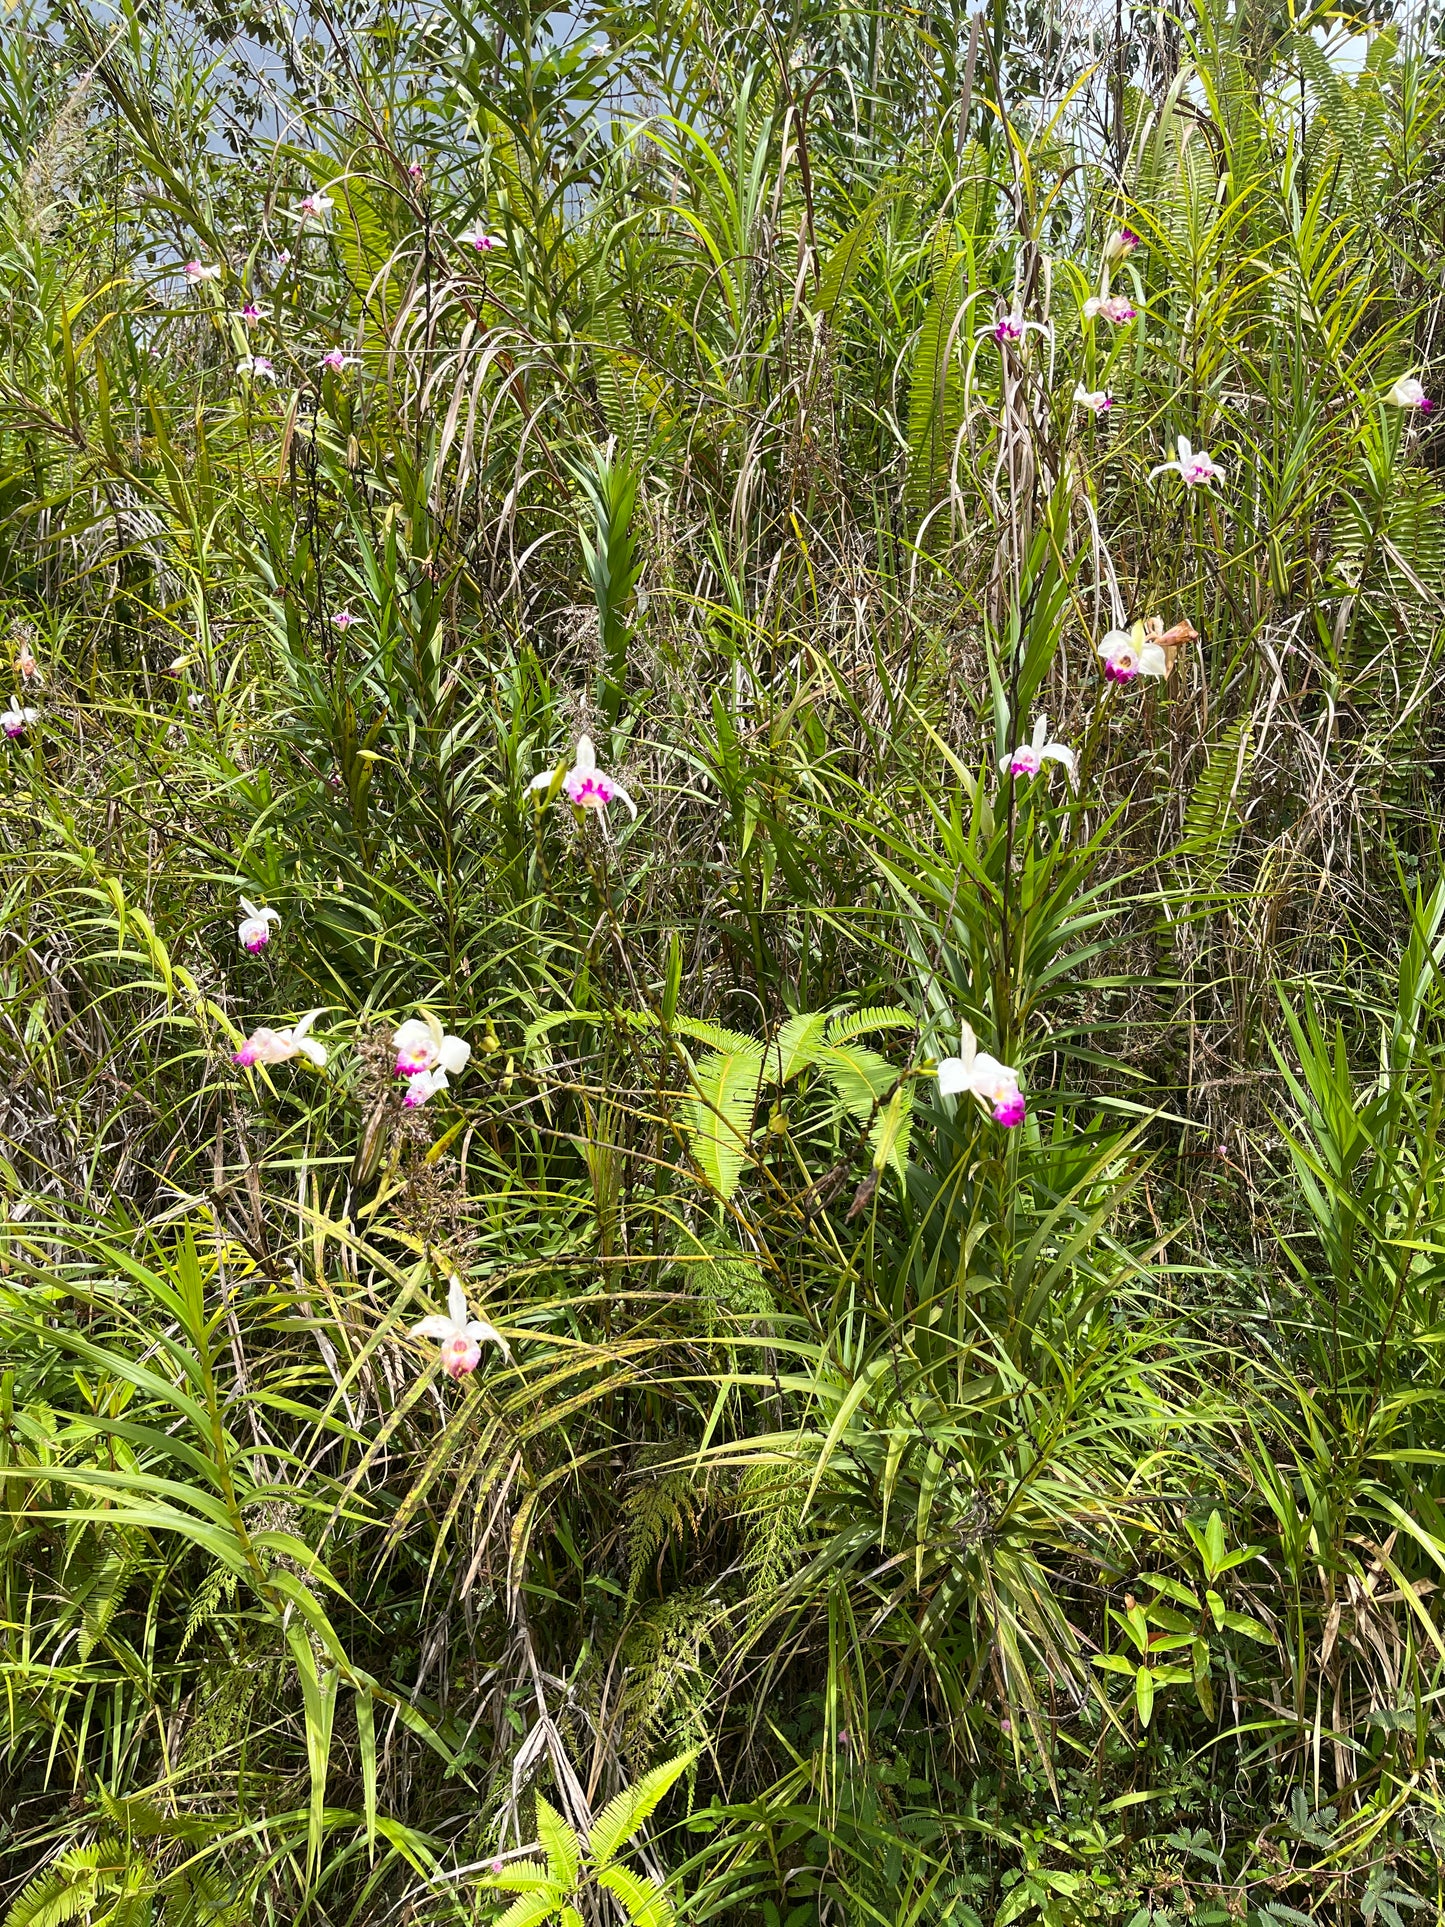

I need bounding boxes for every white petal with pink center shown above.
[528,735,637,820]
[237,897,280,952]
[1003,715,1074,779]
[1083,294,1136,324]
[935,1023,1026,1128]
[1097,623,1168,685]
[1149,436,1224,488]
[410,1274,509,1377]
[234,1009,327,1069]
[1073,383,1114,413]
[393,1012,471,1083]
[1385,374,1431,411]
[3,697,38,738]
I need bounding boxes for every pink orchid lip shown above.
[233,1046,259,1066]
[1009,752,1041,775]
[443,1336,481,1378]
[994,1092,1027,1127]
[242,933,269,952]
[565,773,616,807]
[1104,660,1138,684]
[395,1055,430,1076]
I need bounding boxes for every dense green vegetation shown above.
[3,0,1445,1918]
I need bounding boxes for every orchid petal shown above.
[447,1275,468,1327]
[438,1035,471,1075]
[1138,642,1168,677]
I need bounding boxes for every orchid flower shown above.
[528,736,637,819]
[237,897,280,953]
[1149,435,1224,488]
[394,1013,471,1078]
[297,192,334,221]
[936,1023,1026,1128]
[1073,383,1115,413]
[1097,622,1168,684]
[1003,716,1074,779]
[239,301,269,326]
[319,348,359,372]
[16,642,39,683]
[233,1010,328,1069]
[393,1014,470,1106]
[237,355,275,382]
[3,697,38,738]
[1083,293,1137,324]
[1385,374,1432,412]
[459,227,503,252]
[1103,226,1140,265]
[332,608,359,629]
[184,260,220,283]
[408,161,425,182]
[410,1274,508,1378]
[991,313,1047,346]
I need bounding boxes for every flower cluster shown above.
[393,1014,471,1108]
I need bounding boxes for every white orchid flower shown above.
[1384,374,1431,411]
[183,260,220,283]
[410,1274,509,1378]
[233,1010,327,1069]
[3,697,38,738]
[1073,383,1115,413]
[296,192,334,221]
[237,897,280,953]
[393,1014,470,1107]
[1083,293,1136,324]
[1149,436,1224,488]
[1103,226,1140,265]
[458,227,504,252]
[527,736,637,819]
[1003,716,1074,779]
[320,348,359,372]
[935,1023,1026,1128]
[1097,622,1168,685]
[990,312,1048,346]
[236,355,275,382]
